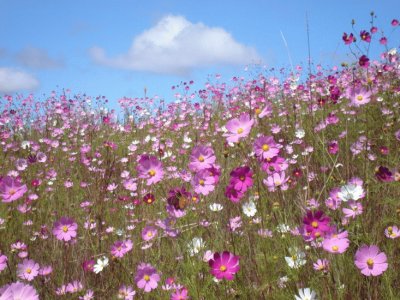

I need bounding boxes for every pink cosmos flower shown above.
[135,263,160,293]
[254,136,279,160]
[263,172,289,192]
[0,176,28,203]
[53,217,78,242]
[141,226,158,242]
[313,259,329,273]
[192,170,215,196]
[302,210,332,241]
[384,226,400,239]
[322,236,350,254]
[17,259,40,281]
[66,280,83,294]
[342,32,355,44]
[342,201,363,219]
[170,287,189,300]
[188,146,216,172]
[223,114,254,143]
[209,251,240,280]
[137,155,164,185]
[0,254,7,273]
[118,285,136,300]
[348,87,372,107]
[354,245,388,276]
[0,282,39,300]
[111,239,133,258]
[261,156,288,174]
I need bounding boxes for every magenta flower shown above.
[328,141,339,154]
[322,236,350,254]
[223,114,254,143]
[137,155,164,185]
[254,135,279,160]
[225,184,244,203]
[209,251,240,281]
[360,30,371,42]
[261,156,288,174]
[53,217,78,242]
[229,166,253,193]
[188,146,216,172]
[0,282,39,300]
[17,259,40,281]
[302,210,332,241]
[0,176,28,203]
[354,245,388,276]
[0,254,8,273]
[135,263,160,293]
[342,32,355,44]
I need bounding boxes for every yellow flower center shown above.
[367,258,374,267]
[314,232,321,238]
[237,128,244,134]
[62,225,68,233]
[9,188,16,195]
[147,231,153,237]
[262,144,269,151]
[199,179,205,186]
[219,265,227,272]
[198,155,204,162]
[311,221,318,228]
[148,169,156,177]
[240,176,245,181]
[144,274,150,281]
[357,95,363,101]
[26,268,32,274]
[388,227,393,233]
[332,245,339,252]
[255,108,261,115]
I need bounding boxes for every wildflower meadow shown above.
[1,16,400,300]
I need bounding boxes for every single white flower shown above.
[295,128,305,139]
[93,256,109,274]
[294,288,317,300]
[242,200,257,217]
[285,247,306,269]
[209,203,223,212]
[187,237,205,256]
[337,183,363,202]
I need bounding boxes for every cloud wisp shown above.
[0,67,39,93]
[90,15,261,75]
[16,47,64,69]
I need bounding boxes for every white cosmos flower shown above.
[337,183,364,202]
[242,200,257,217]
[187,237,205,256]
[285,247,306,269]
[209,203,223,212]
[295,128,305,139]
[295,288,317,300]
[93,256,109,274]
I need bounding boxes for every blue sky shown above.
[0,0,399,110]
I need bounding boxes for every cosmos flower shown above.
[192,170,215,196]
[337,181,364,202]
[295,288,317,300]
[285,247,306,269]
[253,135,280,160]
[141,226,158,242]
[135,263,160,293]
[302,210,332,241]
[208,251,240,281]
[0,282,39,300]
[137,155,164,185]
[188,146,216,172]
[322,236,350,254]
[111,239,133,258]
[223,114,254,143]
[170,287,189,300]
[0,176,28,203]
[313,259,329,273]
[17,259,40,281]
[384,226,400,239]
[242,200,257,217]
[348,87,372,107]
[187,237,205,256]
[117,285,136,300]
[93,256,109,274]
[0,254,7,273]
[53,217,78,242]
[354,245,388,276]
[229,166,253,193]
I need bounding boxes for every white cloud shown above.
[0,67,39,93]
[89,15,261,75]
[16,47,63,69]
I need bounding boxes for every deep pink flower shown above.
[254,135,279,160]
[375,166,394,182]
[354,245,388,276]
[229,166,253,193]
[188,146,216,172]
[137,155,164,185]
[328,141,339,154]
[0,176,28,203]
[225,184,245,203]
[342,32,355,44]
[302,210,332,241]
[261,156,288,174]
[223,114,254,143]
[209,251,240,281]
[53,217,78,242]
[379,37,388,45]
[17,259,40,281]
[359,55,370,68]
[0,282,39,300]
[360,30,371,42]
[135,263,160,293]
[391,19,399,26]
